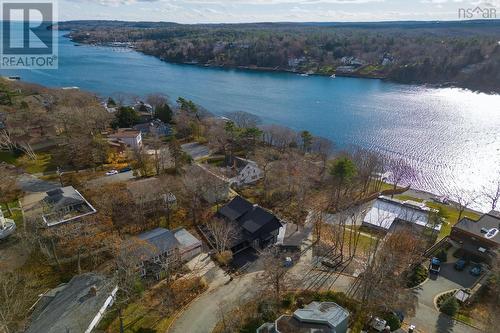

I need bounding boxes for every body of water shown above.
[1,31,500,211]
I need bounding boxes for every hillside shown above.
[55,20,500,93]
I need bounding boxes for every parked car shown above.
[119,166,132,173]
[454,259,466,271]
[370,317,387,332]
[470,264,482,276]
[429,257,441,275]
[283,256,293,267]
[105,169,118,176]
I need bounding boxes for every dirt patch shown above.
[0,238,30,272]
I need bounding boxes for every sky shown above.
[57,0,500,23]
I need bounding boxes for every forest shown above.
[56,20,500,93]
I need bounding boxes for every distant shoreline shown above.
[65,35,494,95]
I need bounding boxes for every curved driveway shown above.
[168,272,260,333]
[408,262,483,333]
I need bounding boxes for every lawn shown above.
[395,194,424,203]
[1,200,23,228]
[392,192,481,240]
[1,151,57,174]
[425,201,480,239]
[16,152,57,174]
[357,64,383,75]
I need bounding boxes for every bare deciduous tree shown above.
[261,125,298,151]
[205,217,237,254]
[482,175,500,211]
[225,111,260,129]
[0,272,32,333]
[386,157,416,197]
[450,191,477,223]
[356,229,424,316]
[258,249,293,301]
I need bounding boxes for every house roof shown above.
[454,210,500,245]
[109,129,141,139]
[218,196,282,237]
[173,227,202,251]
[44,188,84,210]
[26,273,117,333]
[22,186,97,227]
[137,227,180,258]
[226,156,257,170]
[275,301,349,333]
[218,195,254,221]
[363,196,439,231]
[240,207,278,234]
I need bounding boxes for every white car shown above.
[105,170,118,176]
[370,317,387,332]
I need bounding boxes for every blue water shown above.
[2,31,500,210]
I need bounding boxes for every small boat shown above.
[299,73,309,77]
[330,74,336,78]
[0,211,16,240]
[7,76,21,81]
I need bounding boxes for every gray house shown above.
[257,301,349,333]
[26,273,117,333]
[134,227,181,278]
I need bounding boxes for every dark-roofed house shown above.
[21,186,97,227]
[133,119,171,137]
[133,227,181,278]
[257,301,349,333]
[216,196,282,253]
[450,210,500,264]
[26,273,117,333]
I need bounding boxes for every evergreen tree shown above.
[440,296,459,316]
[301,130,313,152]
[113,106,140,128]
[155,103,173,123]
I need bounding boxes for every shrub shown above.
[436,249,448,262]
[215,250,233,266]
[407,264,428,287]
[258,300,277,322]
[281,293,295,308]
[133,278,145,295]
[382,312,401,331]
[440,296,459,316]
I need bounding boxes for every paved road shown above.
[181,142,210,161]
[17,174,59,193]
[169,272,260,333]
[85,170,135,187]
[407,262,483,333]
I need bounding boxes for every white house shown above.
[109,129,142,150]
[362,196,441,233]
[228,157,263,186]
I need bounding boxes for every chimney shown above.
[88,285,98,297]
